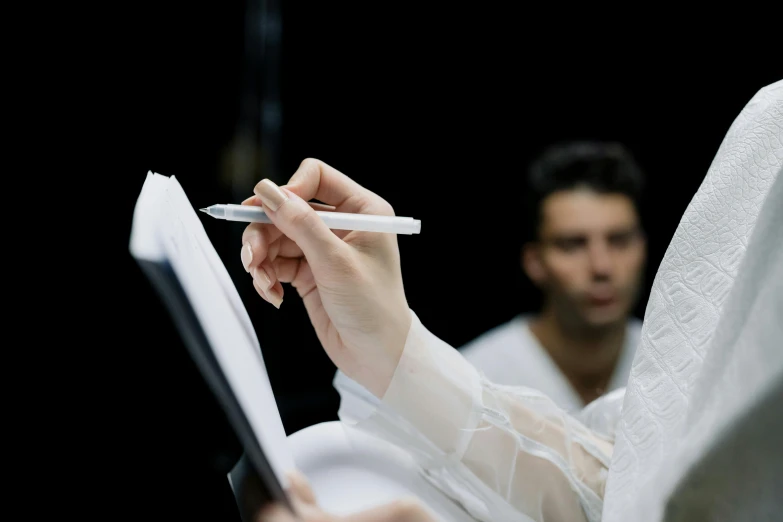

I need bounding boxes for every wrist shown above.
[353,305,412,399]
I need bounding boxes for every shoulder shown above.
[627,316,643,335]
[460,316,529,359]
[624,316,644,352]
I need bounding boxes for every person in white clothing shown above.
[461,142,647,411]
[238,79,782,522]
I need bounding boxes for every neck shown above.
[529,305,626,405]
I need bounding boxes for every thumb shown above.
[253,178,345,264]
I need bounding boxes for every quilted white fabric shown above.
[603,79,783,521]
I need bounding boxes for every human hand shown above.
[240,159,412,398]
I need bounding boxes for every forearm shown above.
[377,312,613,521]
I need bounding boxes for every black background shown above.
[63,3,781,520]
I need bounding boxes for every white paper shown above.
[132,173,294,487]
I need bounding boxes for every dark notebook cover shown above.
[136,257,291,520]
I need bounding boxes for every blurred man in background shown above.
[460,142,647,411]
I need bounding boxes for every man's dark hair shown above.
[524,141,645,242]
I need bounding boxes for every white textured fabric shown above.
[336,312,613,522]
[460,315,642,412]
[603,79,783,522]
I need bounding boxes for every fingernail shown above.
[254,179,289,211]
[253,266,272,290]
[266,286,284,309]
[241,243,253,272]
[253,279,283,309]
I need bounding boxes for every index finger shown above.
[284,158,395,216]
[242,195,336,212]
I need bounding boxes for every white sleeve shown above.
[336,311,614,522]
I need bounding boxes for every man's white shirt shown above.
[459,315,642,412]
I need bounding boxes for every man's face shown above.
[524,189,646,329]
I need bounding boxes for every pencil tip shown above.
[199,208,208,214]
